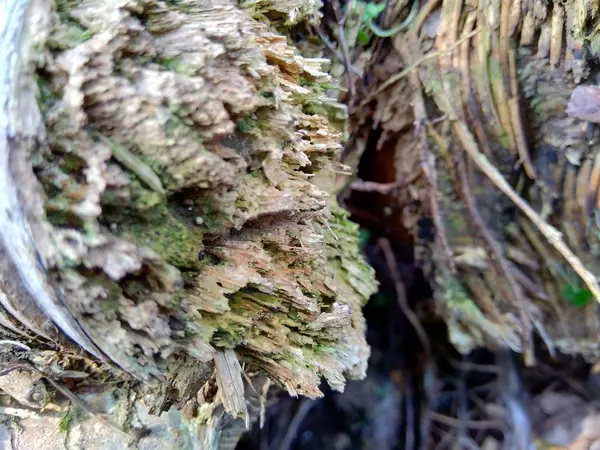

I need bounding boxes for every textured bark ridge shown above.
[369,0,600,361]
[0,0,375,445]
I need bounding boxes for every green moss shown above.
[60,153,86,174]
[444,276,474,307]
[197,203,225,231]
[590,34,600,58]
[52,0,96,51]
[325,204,378,300]
[445,209,470,239]
[58,405,82,444]
[212,327,245,348]
[55,0,81,22]
[120,212,204,271]
[164,112,187,137]
[236,115,258,133]
[156,57,194,75]
[45,195,84,228]
[442,276,490,326]
[82,220,97,239]
[58,408,72,434]
[130,182,164,213]
[81,274,123,313]
[233,289,283,309]
[36,74,59,113]
[101,179,165,221]
[497,132,511,149]
[184,316,217,342]
[48,23,94,50]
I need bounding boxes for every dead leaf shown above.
[567,86,600,123]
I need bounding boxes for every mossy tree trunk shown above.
[0,0,376,448]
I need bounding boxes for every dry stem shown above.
[453,121,600,303]
[332,1,356,102]
[379,237,431,358]
[360,29,481,106]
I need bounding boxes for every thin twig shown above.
[452,143,533,362]
[411,23,533,360]
[411,0,442,35]
[44,376,130,438]
[366,0,419,37]
[332,1,356,102]
[349,170,422,194]
[394,38,455,271]
[0,405,40,418]
[457,372,468,446]
[0,340,31,352]
[360,29,481,106]
[349,180,401,194]
[453,120,600,303]
[96,133,165,195]
[451,360,501,374]
[420,360,438,450]
[379,237,431,358]
[458,436,483,450]
[497,349,533,450]
[260,378,271,429]
[314,27,360,76]
[430,412,504,430]
[0,363,129,438]
[405,372,415,450]
[508,48,536,179]
[434,427,457,450]
[278,399,317,450]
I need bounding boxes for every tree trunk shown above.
[0,0,376,447]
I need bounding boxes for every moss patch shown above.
[120,213,204,271]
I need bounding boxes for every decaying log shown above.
[0,0,376,447]
[354,0,600,362]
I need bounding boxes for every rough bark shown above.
[352,0,600,362]
[0,0,376,447]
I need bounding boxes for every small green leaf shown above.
[363,2,385,22]
[573,288,593,308]
[562,284,592,308]
[358,29,371,46]
[562,284,576,302]
[58,411,71,434]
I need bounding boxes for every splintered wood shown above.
[0,0,377,445]
[215,350,249,425]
